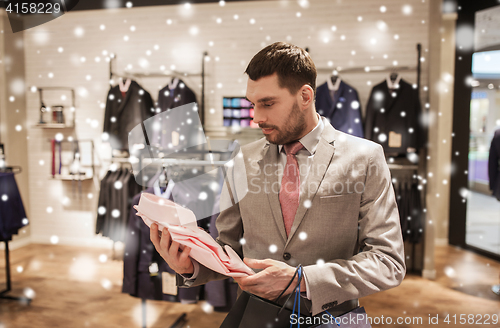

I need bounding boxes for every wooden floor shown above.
[0,244,499,328]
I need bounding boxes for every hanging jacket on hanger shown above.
[103,80,155,151]
[408,181,424,244]
[98,169,122,239]
[151,79,199,151]
[315,79,364,138]
[96,168,142,242]
[394,176,423,244]
[96,170,112,234]
[364,78,423,156]
[158,78,197,112]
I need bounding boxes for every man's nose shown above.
[252,107,266,125]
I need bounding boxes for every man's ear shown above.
[299,84,314,109]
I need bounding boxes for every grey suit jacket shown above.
[178,117,406,316]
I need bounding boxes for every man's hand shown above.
[233,258,306,301]
[149,222,194,275]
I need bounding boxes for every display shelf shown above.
[46,139,96,181]
[35,87,77,128]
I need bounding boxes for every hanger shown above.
[118,78,132,93]
[327,71,341,91]
[386,70,402,89]
[168,77,180,90]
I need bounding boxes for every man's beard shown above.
[259,101,307,145]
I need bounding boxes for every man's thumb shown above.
[243,258,271,269]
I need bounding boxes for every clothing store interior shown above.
[0,0,499,327]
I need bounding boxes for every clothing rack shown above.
[317,65,418,75]
[108,51,208,126]
[0,166,31,305]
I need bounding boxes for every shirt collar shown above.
[278,114,324,155]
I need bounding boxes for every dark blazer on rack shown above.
[103,80,155,151]
[157,78,197,112]
[151,79,199,150]
[364,79,423,156]
[395,180,423,244]
[96,168,142,242]
[315,80,364,138]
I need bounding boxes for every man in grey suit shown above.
[150,42,406,317]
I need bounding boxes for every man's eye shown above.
[264,103,274,107]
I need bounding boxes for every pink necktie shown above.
[279,141,303,237]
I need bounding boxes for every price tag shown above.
[388,131,402,148]
[172,131,180,146]
[162,272,178,296]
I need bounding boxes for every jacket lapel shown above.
[322,84,333,112]
[286,119,336,245]
[259,143,287,243]
[332,80,345,110]
[384,80,400,113]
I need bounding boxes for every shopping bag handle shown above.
[276,265,303,317]
[274,264,302,304]
[290,267,303,328]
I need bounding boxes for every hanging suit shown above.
[96,169,142,242]
[103,80,155,151]
[315,80,364,138]
[96,170,113,235]
[364,79,423,156]
[150,79,199,150]
[393,175,423,245]
[408,182,423,244]
[158,78,197,112]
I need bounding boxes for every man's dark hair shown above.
[245,42,317,96]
